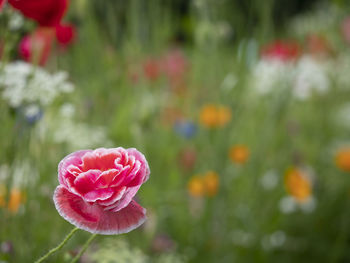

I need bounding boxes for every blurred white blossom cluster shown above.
[0,61,74,108]
[251,55,330,100]
[288,5,342,37]
[36,103,112,151]
[86,238,187,263]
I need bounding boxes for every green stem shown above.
[34,227,79,263]
[70,234,97,263]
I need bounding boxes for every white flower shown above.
[231,229,255,247]
[261,231,286,251]
[0,61,74,108]
[279,196,298,214]
[59,103,76,118]
[260,170,279,190]
[24,104,41,119]
[279,196,316,214]
[293,56,329,100]
[335,103,350,128]
[251,59,292,94]
[221,73,237,92]
[289,5,341,38]
[8,12,24,31]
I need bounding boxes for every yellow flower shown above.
[188,176,206,197]
[199,104,231,128]
[217,106,231,127]
[188,171,220,197]
[8,188,24,213]
[335,148,350,172]
[229,145,250,164]
[284,168,312,203]
[203,171,219,197]
[0,184,6,208]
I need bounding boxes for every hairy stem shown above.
[34,227,79,263]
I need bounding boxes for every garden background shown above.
[2,0,350,262]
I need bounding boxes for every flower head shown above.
[203,171,219,197]
[199,104,231,128]
[19,27,55,66]
[54,147,150,235]
[187,175,205,197]
[335,148,350,172]
[55,23,76,46]
[229,145,250,164]
[8,188,25,213]
[143,58,160,81]
[284,167,312,203]
[261,40,300,62]
[187,171,219,197]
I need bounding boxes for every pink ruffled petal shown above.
[97,186,126,206]
[54,186,146,235]
[94,169,119,188]
[74,170,101,194]
[58,150,91,187]
[83,188,114,202]
[82,148,122,171]
[123,161,141,186]
[126,148,150,186]
[109,165,130,187]
[110,185,141,212]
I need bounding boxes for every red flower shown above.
[0,0,5,11]
[143,58,160,81]
[261,40,300,62]
[54,148,150,235]
[18,27,55,65]
[306,34,332,57]
[55,23,76,46]
[8,0,68,26]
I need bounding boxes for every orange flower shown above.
[229,145,250,164]
[199,104,231,128]
[284,168,312,203]
[217,106,232,127]
[188,176,206,197]
[199,105,218,128]
[0,184,6,208]
[203,171,219,197]
[8,188,23,213]
[335,148,350,172]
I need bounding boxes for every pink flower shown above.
[54,147,150,235]
[55,23,76,46]
[18,27,55,65]
[306,34,332,57]
[261,40,300,62]
[161,49,188,82]
[341,17,350,45]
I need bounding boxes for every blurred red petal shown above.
[54,186,147,235]
[9,0,68,26]
[18,27,55,65]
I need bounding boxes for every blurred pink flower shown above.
[19,27,55,65]
[161,49,188,82]
[306,34,332,58]
[341,17,350,45]
[55,23,76,47]
[54,147,150,235]
[261,40,300,62]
